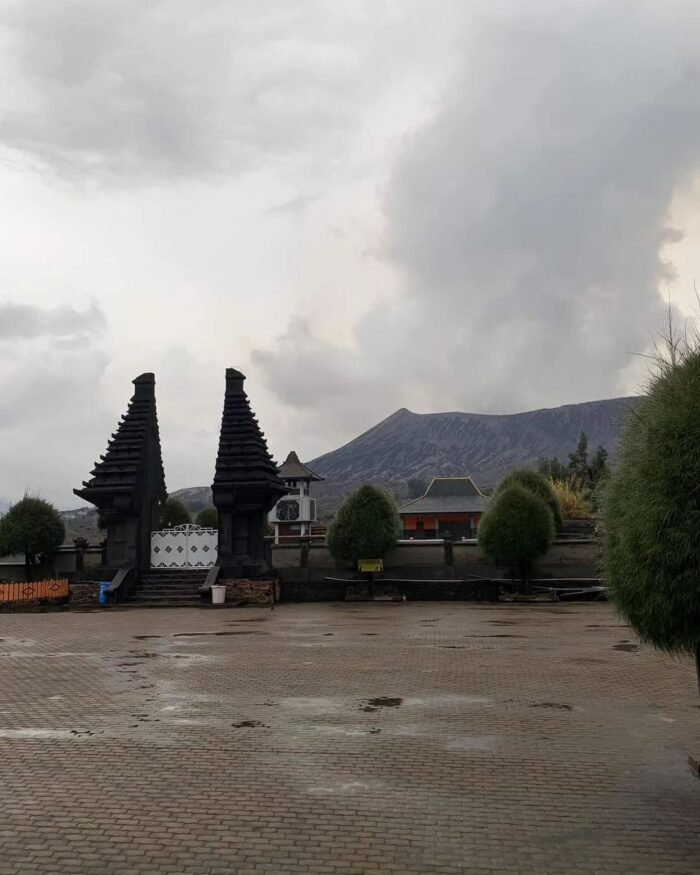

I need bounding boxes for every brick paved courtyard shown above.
[0,602,699,874]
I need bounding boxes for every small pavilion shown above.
[269,451,324,543]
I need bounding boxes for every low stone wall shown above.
[389,578,501,601]
[69,581,102,606]
[281,578,349,603]
[273,538,599,587]
[219,579,277,605]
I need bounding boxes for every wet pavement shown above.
[0,602,699,873]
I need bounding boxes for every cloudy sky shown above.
[1,0,699,509]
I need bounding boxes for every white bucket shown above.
[211,584,226,605]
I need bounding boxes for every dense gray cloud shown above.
[255,0,700,435]
[0,301,110,505]
[0,0,435,183]
[0,301,104,341]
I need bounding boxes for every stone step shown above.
[138,589,207,595]
[138,580,208,587]
[131,589,204,598]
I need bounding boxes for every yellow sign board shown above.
[358,559,384,573]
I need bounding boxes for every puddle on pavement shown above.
[530,702,573,711]
[360,697,403,712]
[172,630,267,637]
[470,634,528,639]
[127,652,189,659]
[226,618,268,624]
[0,728,82,740]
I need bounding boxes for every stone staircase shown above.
[128,569,210,607]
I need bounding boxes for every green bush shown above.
[0,494,65,580]
[161,497,192,528]
[195,507,218,528]
[603,350,700,655]
[328,485,400,569]
[478,486,555,592]
[499,468,564,530]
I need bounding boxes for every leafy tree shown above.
[0,494,65,581]
[161,497,192,528]
[589,445,610,485]
[407,478,428,499]
[568,432,610,492]
[537,456,569,481]
[568,431,590,481]
[602,347,700,671]
[478,486,555,593]
[195,507,218,528]
[328,485,400,568]
[498,468,564,530]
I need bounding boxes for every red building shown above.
[398,477,490,540]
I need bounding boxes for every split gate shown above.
[150,524,218,569]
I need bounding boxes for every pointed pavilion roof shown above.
[213,369,286,492]
[278,451,324,482]
[74,373,166,503]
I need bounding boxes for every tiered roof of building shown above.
[398,477,490,514]
[278,451,324,482]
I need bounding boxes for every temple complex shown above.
[212,368,286,577]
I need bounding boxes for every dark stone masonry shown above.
[212,368,286,579]
[74,372,166,583]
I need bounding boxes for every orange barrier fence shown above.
[0,579,69,604]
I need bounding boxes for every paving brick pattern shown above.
[0,602,699,874]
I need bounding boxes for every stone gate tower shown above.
[74,372,166,580]
[212,368,286,578]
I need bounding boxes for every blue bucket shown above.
[98,582,111,605]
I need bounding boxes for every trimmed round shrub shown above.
[603,351,700,655]
[328,485,400,569]
[0,494,65,580]
[499,468,564,530]
[195,507,218,528]
[160,497,192,528]
[479,485,555,590]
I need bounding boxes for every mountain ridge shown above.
[307,395,638,513]
[63,395,638,536]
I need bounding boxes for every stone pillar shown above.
[212,369,286,578]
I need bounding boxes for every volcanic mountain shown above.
[306,396,637,514]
